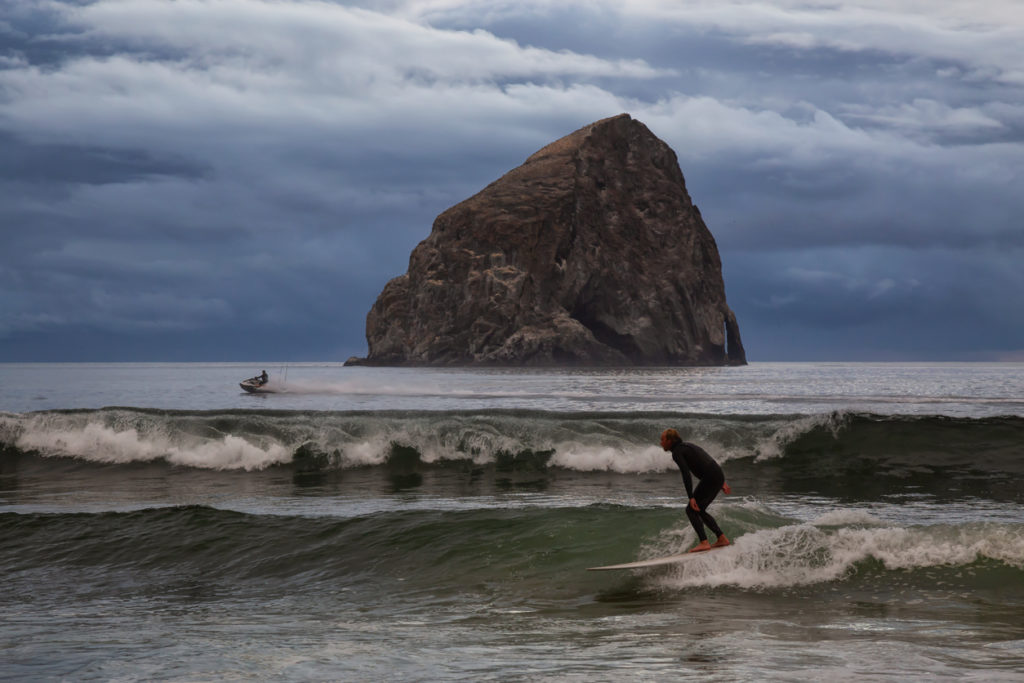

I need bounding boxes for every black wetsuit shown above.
[669,441,725,542]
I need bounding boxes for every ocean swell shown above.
[2,505,1021,594]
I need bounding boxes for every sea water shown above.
[1,362,1022,681]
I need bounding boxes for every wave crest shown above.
[2,409,1022,477]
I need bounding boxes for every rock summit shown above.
[355,114,746,366]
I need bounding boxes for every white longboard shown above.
[587,545,730,571]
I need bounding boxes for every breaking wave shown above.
[1,408,1022,482]
[641,508,1024,590]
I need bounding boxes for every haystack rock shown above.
[355,114,746,366]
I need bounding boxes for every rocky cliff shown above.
[355,113,746,366]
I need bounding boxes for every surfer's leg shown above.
[685,505,708,542]
[700,510,729,547]
[686,480,717,551]
[693,479,725,541]
[700,510,723,537]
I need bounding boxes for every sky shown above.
[1,0,1022,362]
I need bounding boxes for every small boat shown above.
[240,375,275,394]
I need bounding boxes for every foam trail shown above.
[261,377,600,402]
[246,377,444,396]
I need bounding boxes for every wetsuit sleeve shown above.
[672,448,695,499]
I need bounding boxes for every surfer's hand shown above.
[722,483,732,495]
[689,497,700,512]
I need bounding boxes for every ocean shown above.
[1,362,1022,681]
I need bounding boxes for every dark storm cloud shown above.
[0,133,208,184]
[1,0,1022,361]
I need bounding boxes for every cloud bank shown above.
[1,0,1022,360]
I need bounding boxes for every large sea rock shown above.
[355,113,746,366]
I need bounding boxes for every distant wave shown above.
[2,408,1022,479]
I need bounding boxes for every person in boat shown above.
[259,370,269,385]
[660,428,732,552]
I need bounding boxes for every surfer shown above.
[660,428,732,552]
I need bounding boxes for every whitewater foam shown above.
[14,419,291,471]
[646,520,1024,591]
[549,444,669,473]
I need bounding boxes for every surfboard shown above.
[587,545,729,571]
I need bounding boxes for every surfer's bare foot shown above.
[711,535,730,548]
[689,540,711,553]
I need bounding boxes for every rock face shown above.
[358,113,746,366]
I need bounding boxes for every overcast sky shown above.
[1,0,1022,362]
